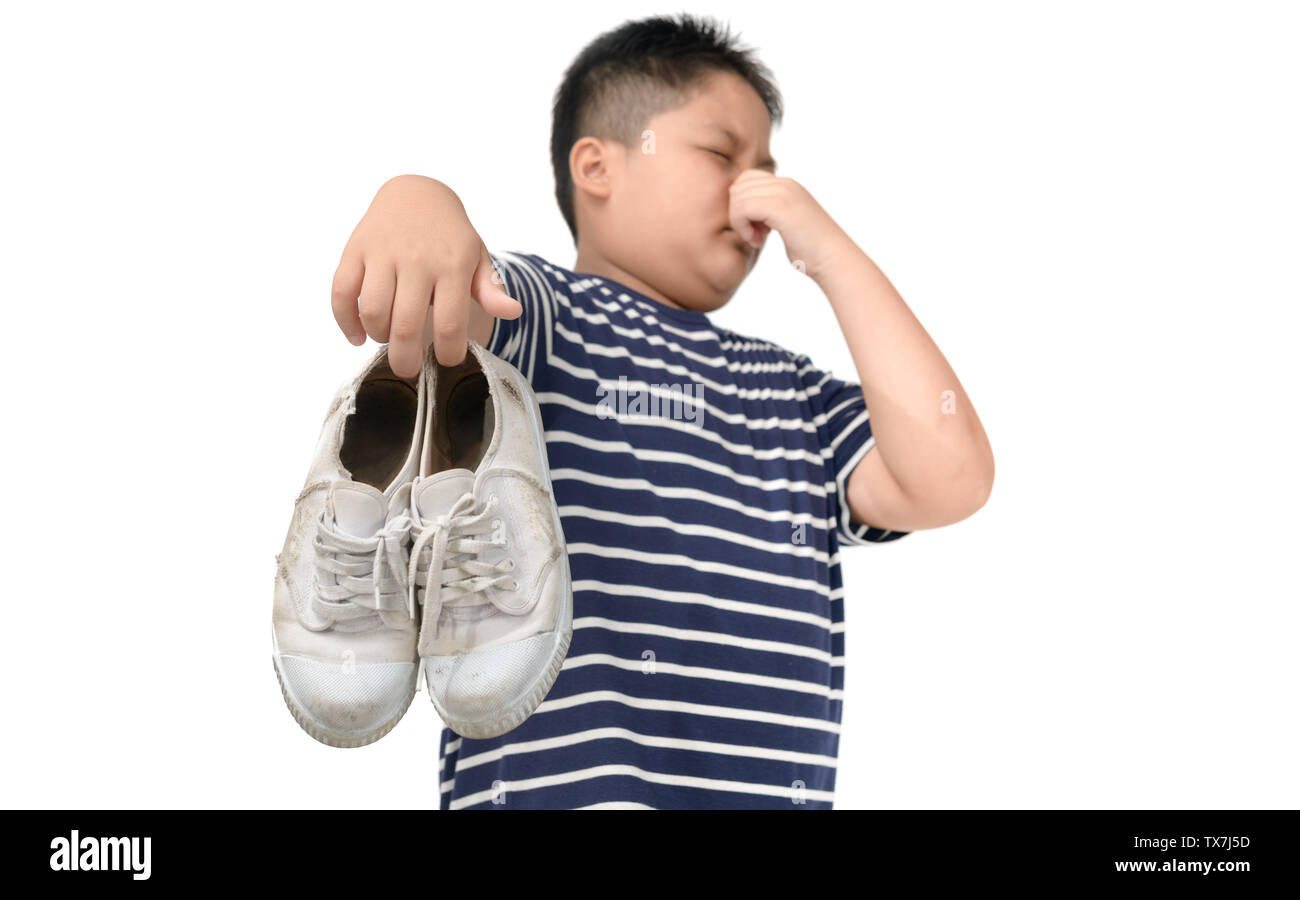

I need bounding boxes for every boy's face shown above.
[572,69,777,314]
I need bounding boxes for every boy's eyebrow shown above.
[702,123,778,172]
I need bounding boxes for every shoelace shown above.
[311,510,415,625]
[407,491,517,631]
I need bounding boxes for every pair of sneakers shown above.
[271,339,573,747]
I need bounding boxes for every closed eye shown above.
[706,148,730,160]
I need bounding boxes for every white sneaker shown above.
[407,339,573,739]
[271,343,429,748]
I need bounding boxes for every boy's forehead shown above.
[666,101,773,141]
[668,73,771,130]
[649,73,777,167]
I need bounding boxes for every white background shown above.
[2,1,1295,809]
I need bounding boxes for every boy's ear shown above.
[571,137,614,199]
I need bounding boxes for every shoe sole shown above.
[427,357,575,741]
[271,628,418,749]
[426,566,573,741]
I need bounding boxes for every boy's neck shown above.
[570,251,687,312]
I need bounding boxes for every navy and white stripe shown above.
[436,251,909,809]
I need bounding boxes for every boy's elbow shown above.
[893,463,994,529]
[944,463,995,524]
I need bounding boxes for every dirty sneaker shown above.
[271,343,430,747]
[407,339,573,740]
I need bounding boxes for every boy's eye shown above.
[707,148,730,161]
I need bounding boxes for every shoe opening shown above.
[339,367,419,489]
[428,352,496,474]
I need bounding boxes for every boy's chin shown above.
[695,264,746,307]
[715,242,756,281]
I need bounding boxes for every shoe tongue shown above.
[414,468,476,518]
[329,482,388,536]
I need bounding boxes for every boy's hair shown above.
[551,13,784,245]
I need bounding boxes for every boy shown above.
[329,14,994,808]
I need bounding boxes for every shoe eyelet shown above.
[502,559,515,570]
[508,579,518,591]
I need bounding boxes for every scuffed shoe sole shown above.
[426,622,573,741]
[272,654,417,749]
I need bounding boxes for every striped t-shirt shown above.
[437,250,910,809]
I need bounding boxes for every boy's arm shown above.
[330,174,521,378]
[816,239,995,531]
[727,170,994,531]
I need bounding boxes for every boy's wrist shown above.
[806,230,864,286]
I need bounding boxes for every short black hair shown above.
[550,13,784,245]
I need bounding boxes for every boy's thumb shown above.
[472,245,523,319]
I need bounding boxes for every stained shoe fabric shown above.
[407,339,574,739]
[271,343,433,748]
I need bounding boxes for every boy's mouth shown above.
[723,228,754,254]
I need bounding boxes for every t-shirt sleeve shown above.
[794,350,911,546]
[483,251,558,385]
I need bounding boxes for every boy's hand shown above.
[330,175,523,378]
[728,170,851,281]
